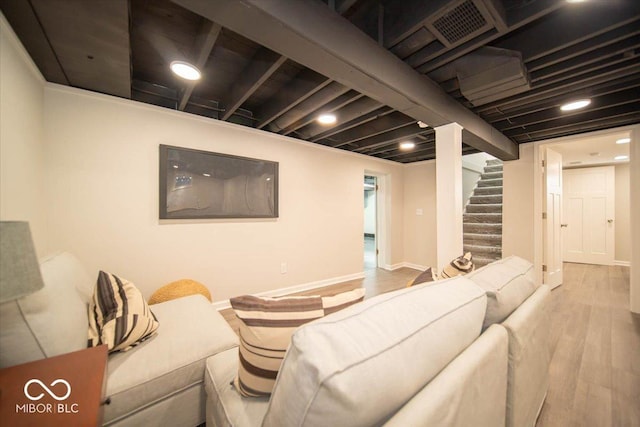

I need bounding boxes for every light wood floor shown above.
[537,263,640,427]
[220,263,640,426]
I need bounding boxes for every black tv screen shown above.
[159,145,278,219]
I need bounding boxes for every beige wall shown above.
[0,15,48,256]
[502,143,536,263]
[403,161,437,269]
[41,85,405,300]
[614,164,630,263]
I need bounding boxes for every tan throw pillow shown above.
[440,252,475,279]
[407,267,438,287]
[88,271,159,353]
[230,287,365,397]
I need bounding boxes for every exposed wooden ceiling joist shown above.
[172,0,519,160]
[178,20,222,111]
[221,48,286,120]
[282,91,363,135]
[296,97,383,139]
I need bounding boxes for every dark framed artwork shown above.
[159,145,278,219]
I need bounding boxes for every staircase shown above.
[463,159,503,268]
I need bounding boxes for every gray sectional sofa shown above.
[205,255,551,427]
[0,252,550,427]
[0,252,238,426]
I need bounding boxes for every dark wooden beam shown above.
[282,91,362,135]
[414,0,563,73]
[352,126,428,151]
[174,0,519,160]
[267,81,350,132]
[495,3,640,63]
[323,112,416,148]
[254,68,331,129]
[296,97,384,139]
[178,20,222,111]
[495,90,640,132]
[308,106,393,142]
[221,49,287,120]
[476,60,640,114]
[505,102,640,139]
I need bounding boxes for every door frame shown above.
[364,169,390,270]
[532,126,633,287]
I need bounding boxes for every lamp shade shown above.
[0,221,44,303]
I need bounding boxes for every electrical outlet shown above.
[280,262,287,274]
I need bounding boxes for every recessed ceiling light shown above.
[560,99,591,111]
[172,165,179,169]
[317,114,337,125]
[203,173,211,177]
[566,0,586,3]
[170,61,201,81]
[614,155,629,161]
[399,141,415,150]
[616,137,630,144]
[417,121,429,128]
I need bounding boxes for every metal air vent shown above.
[427,0,495,48]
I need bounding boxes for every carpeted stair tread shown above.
[469,195,502,204]
[463,213,502,223]
[464,223,502,233]
[477,178,503,187]
[464,243,502,255]
[465,203,502,213]
[473,186,502,196]
[464,232,502,244]
[480,171,503,180]
[484,165,503,173]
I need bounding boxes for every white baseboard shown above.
[402,262,427,271]
[211,271,366,311]
[614,260,630,267]
[380,262,425,272]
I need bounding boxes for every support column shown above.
[630,125,640,313]
[435,123,464,272]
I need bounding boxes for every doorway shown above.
[364,175,377,270]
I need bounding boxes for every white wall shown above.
[502,143,536,263]
[403,161,437,269]
[41,85,405,300]
[0,15,48,256]
[462,152,493,207]
[614,164,630,263]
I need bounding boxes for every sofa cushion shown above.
[466,255,536,329]
[103,294,238,425]
[204,347,270,427]
[262,277,487,427]
[88,271,159,352]
[0,252,93,368]
[230,288,365,397]
[440,252,475,278]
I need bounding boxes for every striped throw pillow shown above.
[440,252,475,279]
[230,287,365,397]
[88,271,159,353]
[407,267,438,287]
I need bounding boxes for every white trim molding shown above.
[615,260,630,267]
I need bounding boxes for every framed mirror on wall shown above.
[159,145,278,219]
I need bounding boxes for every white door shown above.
[563,166,615,265]
[544,148,563,289]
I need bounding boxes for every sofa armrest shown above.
[502,285,551,427]
[384,324,508,427]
